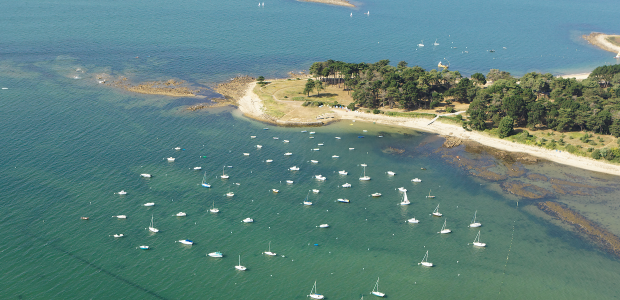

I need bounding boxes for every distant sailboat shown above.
[439,219,452,234]
[364,11,369,15]
[202,171,210,188]
[308,281,325,299]
[303,191,313,206]
[371,277,385,297]
[210,201,219,213]
[432,204,442,217]
[359,165,371,181]
[470,210,481,227]
[350,12,352,17]
[615,52,620,59]
[418,40,424,47]
[220,166,229,179]
[433,39,439,46]
[419,250,433,267]
[472,230,487,247]
[400,190,410,205]
[263,241,277,256]
[235,255,247,271]
[426,189,435,198]
[149,215,159,233]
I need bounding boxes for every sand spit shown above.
[582,32,620,54]
[298,0,355,7]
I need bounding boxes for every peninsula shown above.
[582,32,620,55]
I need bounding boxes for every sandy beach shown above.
[237,82,620,177]
[582,32,620,54]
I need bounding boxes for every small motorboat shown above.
[286,180,294,184]
[226,192,234,197]
[208,251,223,258]
[335,137,341,139]
[250,136,256,139]
[176,212,187,217]
[81,217,89,220]
[290,166,300,171]
[266,159,273,163]
[242,218,254,223]
[194,167,202,170]
[312,189,320,194]
[313,148,320,151]
[398,187,407,192]
[339,170,348,175]
[342,183,351,188]
[318,143,324,146]
[319,224,330,228]
[174,147,181,150]
[309,136,314,139]
[115,215,127,219]
[272,189,279,193]
[309,132,316,135]
[387,171,396,176]
[143,202,155,207]
[117,190,127,195]
[140,174,152,178]
[408,217,419,223]
[243,153,250,156]
[332,155,339,158]
[139,245,150,250]
[113,234,124,238]
[360,163,367,167]
[315,175,326,181]
[411,178,422,182]
[337,198,350,203]
[311,160,319,164]
[256,145,262,148]
[283,140,289,143]
[273,137,279,140]
[358,136,364,138]
[303,201,313,206]
[178,239,194,245]
[371,193,382,197]
[301,130,307,133]
[167,157,175,162]
[349,148,355,150]
[284,152,293,156]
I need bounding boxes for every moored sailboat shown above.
[472,230,487,247]
[469,210,481,227]
[371,277,385,297]
[307,281,325,299]
[419,250,433,267]
[400,190,410,205]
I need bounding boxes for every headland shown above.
[582,32,620,54]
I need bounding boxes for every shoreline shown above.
[298,0,355,7]
[237,81,620,177]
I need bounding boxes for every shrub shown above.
[566,145,578,153]
[446,106,455,113]
[373,109,381,114]
[347,103,356,111]
[592,149,601,159]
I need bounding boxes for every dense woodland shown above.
[308,60,620,138]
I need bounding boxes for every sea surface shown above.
[1,0,620,299]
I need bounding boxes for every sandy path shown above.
[330,109,620,176]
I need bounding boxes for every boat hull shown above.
[372,291,385,297]
[473,242,487,247]
[469,223,482,227]
[420,262,433,267]
[308,294,324,299]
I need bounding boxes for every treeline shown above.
[309,60,620,136]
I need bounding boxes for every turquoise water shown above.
[2,0,620,299]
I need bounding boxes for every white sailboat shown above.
[308,281,325,299]
[201,171,211,188]
[418,40,424,47]
[472,230,487,247]
[210,201,219,213]
[426,189,435,198]
[371,277,385,297]
[371,193,382,197]
[433,39,439,46]
[615,52,620,59]
[149,214,159,233]
[359,165,371,181]
[469,210,481,227]
[419,250,433,267]
[303,191,313,206]
[400,190,410,205]
[432,204,442,217]
[235,255,247,271]
[220,166,229,179]
[263,241,277,256]
[439,219,451,234]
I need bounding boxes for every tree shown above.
[257,76,265,82]
[314,80,324,96]
[304,79,315,96]
[471,73,486,85]
[498,116,514,138]
[486,69,512,82]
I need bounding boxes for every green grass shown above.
[383,111,436,119]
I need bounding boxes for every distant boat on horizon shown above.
[418,40,424,47]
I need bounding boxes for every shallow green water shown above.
[1,65,619,299]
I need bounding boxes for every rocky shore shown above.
[214,75,256,103]
[99,75,198,97]
[298,0,355,8]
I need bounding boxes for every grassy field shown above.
[606,35,620,48]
